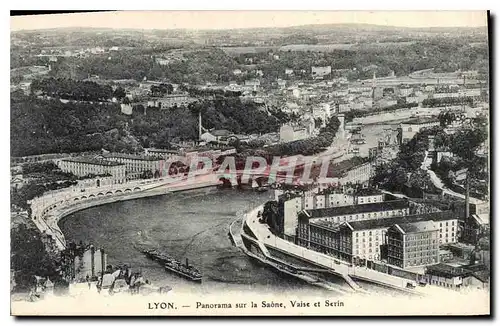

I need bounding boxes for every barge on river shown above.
[141,248,202,282]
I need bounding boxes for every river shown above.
[59,188,336,296]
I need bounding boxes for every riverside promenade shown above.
[30,174,220,250]
[240,205,455,296]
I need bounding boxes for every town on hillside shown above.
[10,11,490,316]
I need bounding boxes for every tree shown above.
[113,86,126,99]
[11,224,62,291]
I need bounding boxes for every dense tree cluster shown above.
[11,92,136,156]
[343,103,419,123]
[11,89,291,157]
[422,96,476,108]
[31,78,113,102]
[150,83,173,97]
[245,115,341,159]
[11,223,64,291]
[372,126,442,193]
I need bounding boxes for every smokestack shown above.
[91,245,95,278]
[198,111,202,140]
[465,174,470,222]
[101,248,105,277]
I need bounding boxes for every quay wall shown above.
[243,204,425,292]
[30,176,219,250]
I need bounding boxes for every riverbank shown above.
[239,204,463,296]
[32,176,220,250]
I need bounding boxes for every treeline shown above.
[372,126,443,194]
[11,89,291,157]
[247,115,340,159]
[188,97,286,135]
[11,223,69,292]
[11,181,77,210]
[343,102,419,122]
[180,85,242,98]
[11,91,138,156]
[249,38,488,81]
[48,48,239,84]
[422,96,476,108]
[31,78,114,102]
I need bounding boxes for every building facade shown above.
[58,157,126,184]
[387,221,439,269]
[100,153,163,180]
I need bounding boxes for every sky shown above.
[10,11,488,31]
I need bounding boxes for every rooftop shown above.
[101,153,162,161]
[209,129,233,137]
[146,148,179,154]
[328,157,371,178]
[62,157,124,167]
[310,210,456,232]
[425,263,472,279]
[303,199,409,220]
[353,187,383,197]
[402,117,440,125]
[395,220,437,234]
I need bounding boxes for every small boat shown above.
[140,248,202,282]
[165,258,202,282]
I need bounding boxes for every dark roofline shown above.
[62,158,124,167]
[309,210,456,232]
[304,199,409,219]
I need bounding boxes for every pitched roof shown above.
[211,129,233,137]
[304,199,409,220]
[310,210,456,232]
[395,221,437,234]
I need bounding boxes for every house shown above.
[244,79,261,90]
[311,66,332,78]
[155,58,170,66]
[424,263,489,290]
[399,118,440,144]
[279,124,308,143]
[233,69,242,76]
[120,103,133,115]
[200,129,233,143]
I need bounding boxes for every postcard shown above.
[10,10,490,316]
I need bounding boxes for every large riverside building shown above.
[297,199,410,250]
[58,157,126,184]
[387,221,439,269]
[281,187,385,242]
[99,153,163,180]
[297,210,458,265]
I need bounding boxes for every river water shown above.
[59,188,336,296]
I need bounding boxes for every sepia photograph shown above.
[9,10,491,316]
